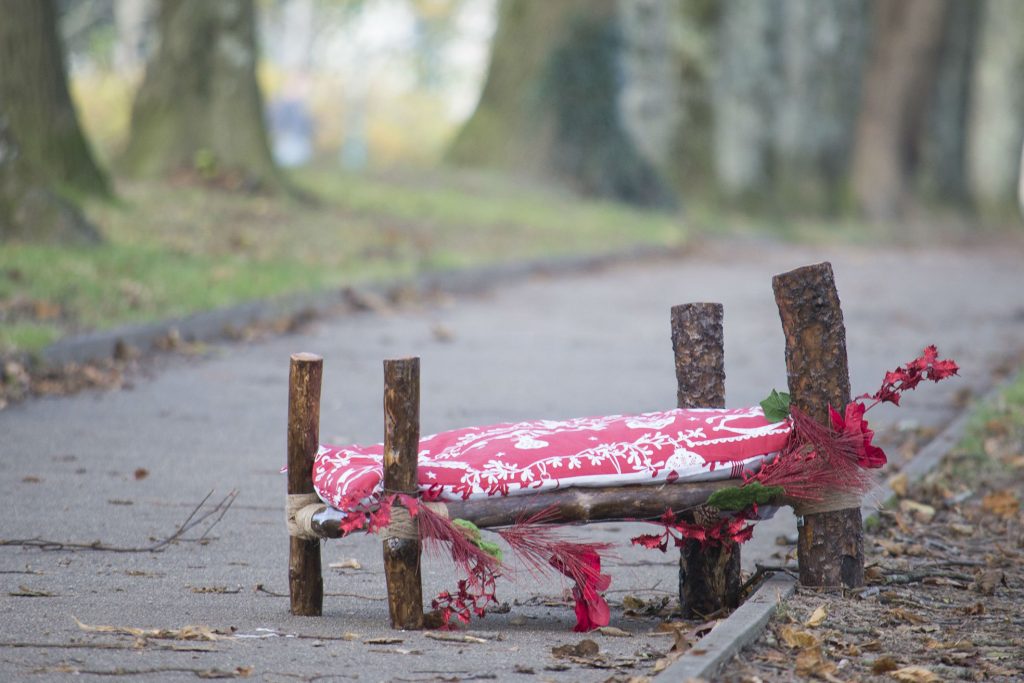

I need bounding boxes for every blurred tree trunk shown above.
[0,118,100,244]
[710,0,868,212]
[711,0,778,199]
[967,0,1024,212]
[114,0,156,73]
[0,0,112,200]
[850,0,947,222]
[917,0,980,206]
[120,0,286,193]
[447,0,676,208]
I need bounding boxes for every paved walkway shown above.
[2,240,1022,681]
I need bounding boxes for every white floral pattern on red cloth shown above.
[313,407,792,510]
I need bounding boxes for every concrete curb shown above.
[40,243,684,366]
[654,574,797,681]
[861,408,974,523]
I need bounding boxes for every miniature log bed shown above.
[285,262,957,631]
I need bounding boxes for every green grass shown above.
[941,368,1024,485]
[0,168,687,354]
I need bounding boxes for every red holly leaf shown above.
[630,533,669,552]
[397,493,420,517]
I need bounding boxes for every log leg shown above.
[287,353,324,616]
[670,303,740,616]
[773,263,864,589]
[382,358,425,630]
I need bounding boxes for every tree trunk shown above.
[966,0,1024,212]
[917,0,980,206]
[0,0,112,200]
[711,0,868,212]
[711,0,781,199]
[0,119,100,244]
[120,0,287,194]
[447,0,676,208]
[772,0,868,212]
[850,0,947,222]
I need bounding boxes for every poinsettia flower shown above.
[829,402,886,468]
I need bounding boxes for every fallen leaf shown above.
[924,638,972,651]
[622,595,646,610]
[899,500,936,524]
[134,468,149,480]
[961,602,985,615]
[552,639,599,658]
[32,299,62,320]
[73,617,232,641]
[778,626,818,649]
[804,604,828,627]
[890,665,940,682]
[887,608,927,625]
[973,569,1006,596]
[981,490,1020,518]
[431,324,455,343]
[890,473,909,497]
[597,626,632,637]
[872,656,900,674]
[424,631,487,644]
[757,649,787,664]
[876,539,907,556]
[795,648,835,677]
[9,585,54,597]
[328,559,362,570]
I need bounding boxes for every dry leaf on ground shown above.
[73,616,233,641]
[778,626,819,649]
[328,558,362,570]
[890,665,940,682]
[803,604,827,627]
[981,490,1020,518]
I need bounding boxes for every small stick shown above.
[381,357,425,629]
[0,490,237,553]
[670,303,741,617]
[773,263,864,588]
[311,479,736,536]
[287,353,324,616]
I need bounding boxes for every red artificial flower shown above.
[829,402,886,469]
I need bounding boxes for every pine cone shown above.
[693,504,721,528]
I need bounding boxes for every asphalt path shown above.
[2,239,1022,682]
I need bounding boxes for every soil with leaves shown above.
[716,381,1024,683]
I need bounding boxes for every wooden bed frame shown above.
[285,262,864,628]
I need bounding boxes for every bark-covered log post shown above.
[287,353,324,616]
[772,263,865,588]
[381,358,425,630]
[670,303,740,616]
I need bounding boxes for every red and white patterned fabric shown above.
[313,407,792,510]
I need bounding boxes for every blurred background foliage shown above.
[1,0,1022,354]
